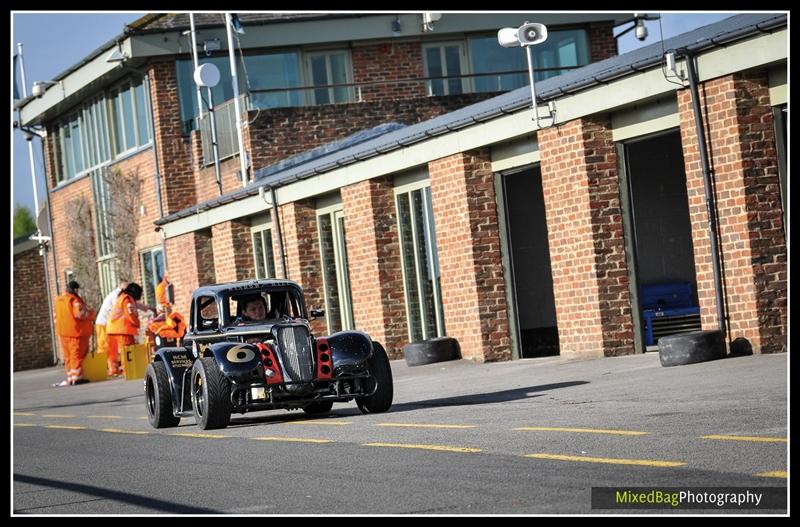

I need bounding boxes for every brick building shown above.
[16,13,786,368]
[13,238,55,371]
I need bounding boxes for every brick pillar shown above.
[678,70,786,354]
[278,199,326,335]
[211,219,255,283]
[148,62,196,214]
[341,177,407,358]
[429,149,510,362]
[165,229,215,315]
[588,22,617,62]
[538,116,634,359]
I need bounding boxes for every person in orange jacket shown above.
[53,281,95,386]
[154,274,172,315]
[105,282,144,377]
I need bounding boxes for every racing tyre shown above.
[658,330,726,367]
[356,342,393,414]
[403,337,460,367]
[145,362,180,428]
[303,401,334,415]
[191,357,232,429]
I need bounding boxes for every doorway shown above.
[620,130,700,351]
[500,166,559,358]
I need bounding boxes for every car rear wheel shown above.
[145,362,180,428]
[191,357,232,430]
[356,342,393,414]
[303,401,334,415]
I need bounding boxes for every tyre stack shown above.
[403,337,461,367]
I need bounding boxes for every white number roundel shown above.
[226,345,255,363]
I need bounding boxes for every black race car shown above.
[144,279,393,430]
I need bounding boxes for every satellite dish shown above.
[194,63,221,88]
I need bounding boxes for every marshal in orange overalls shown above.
[105,292,140,376]
[54,291,94,384]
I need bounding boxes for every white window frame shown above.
[422,41,468,96]
[316,201,354,332]
[251,215,277,279]
[303,49,355,105]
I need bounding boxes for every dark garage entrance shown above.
[619,130,701,351]
[500,166,559,358]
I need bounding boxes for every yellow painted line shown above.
[14,423,37,427]
[701,434,787,443]
[252,436,335,444]
[525,453,686,468]
[286,420,353,426]
[169,432,228,439]
[136,416,149,420]
[363,442,482,453]
[514,426,647,436]
[41,414,76,418]
[376,423,477,429]
[99,428,151,435]
[87,415,123,419]
[755,470,787,479]
[13,412,35,416]
[45,425,87,430]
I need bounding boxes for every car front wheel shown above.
[356,342,393,414]
[145,362,180,429]
[191,357,232,430]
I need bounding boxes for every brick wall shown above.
[149,61,196,214]
[278,199,326,335]
[245,93,497,175]
[352,42,427,101]
[211,219,256,283]
[588,21,618,62]
[429,149,510,362]
[538,116,634,358]
[165,229,216,316]
[678,70,786,354]
[14,243,55,371]
[341,177,408,358]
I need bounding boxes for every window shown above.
[395,182,445,341]
[176,55,246,135]
[64,269,75,287]
[108,78,152,156]
[246,52,303,109]
[97,257,117,300]
[91,170,114,257]
[423,42,466,96]
[140,247,165,306]
[251,220,277,279]
[196,295,219,331]
[305,50,355,105]
[317,206,354,332]
[467,36,527,93]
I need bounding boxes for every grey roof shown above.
[125,13,357,33]
[156,13,786,226]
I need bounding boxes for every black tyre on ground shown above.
[403,336,460,367]
[356,342,393,414]
[191,357,232,429]
[302,400,334,415]
[145,362,180,429]
[658,330,727,367]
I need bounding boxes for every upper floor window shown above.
[109,78,153,156]
[423,42,466,96]
[305,50,354,105]
[140,246,165,306]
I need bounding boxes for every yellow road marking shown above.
[13,412,35,416]
[169,432,228,439]
[376,423,477,429]
[13,423,36,427]
[514,426,647,436]
[45,425,87,430]
[525,453,685,468]
[41,414,75,418]
[755,471,787,479]
[363,442,482,453]
[701,434,787,443]
[99,428,151,435]
[287,420,352,426]
[252,436,335,444]
[88,415,122,419]
[136,416,149,420]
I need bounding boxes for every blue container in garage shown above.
[640,282,701,346]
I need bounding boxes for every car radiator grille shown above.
[276,325,314,382]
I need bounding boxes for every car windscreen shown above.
[224,288,304,326]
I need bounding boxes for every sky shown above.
[11,11,737,219]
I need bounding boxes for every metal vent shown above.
[652,313,702,342]
[276,325,314,382]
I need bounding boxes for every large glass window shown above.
[109,78,152,156]
[305,50,354,105]
[140,247,165,307]
[423,42,465,96]
[176,55,246,135]
[317,207,353,332]
[246,52,303,109]
[395,184,445,341]
[252,226,277,279]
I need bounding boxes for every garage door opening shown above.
[500,166,559,358]
[620,130,700,351]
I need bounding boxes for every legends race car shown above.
[144,279,393,430]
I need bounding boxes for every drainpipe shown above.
[259,184,287,278]
[679,48,727,340]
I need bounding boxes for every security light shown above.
[31,80,58,98]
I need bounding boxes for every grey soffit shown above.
[155,13,786,226]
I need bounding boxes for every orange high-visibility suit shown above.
[155,276,171,314]
[54,292,95,384]
[106,292,140,376]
